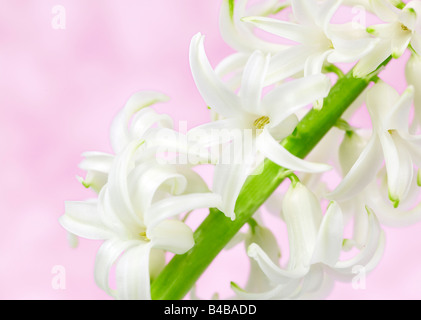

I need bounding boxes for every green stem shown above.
[150,58,391,300]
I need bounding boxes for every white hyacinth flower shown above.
[354,0,421,77]
[241,0,379,83]
[231,182,385,300]
[77,91,173,193]
[189,32,332,219]
[328,81,421,207]
[59,141,221,300]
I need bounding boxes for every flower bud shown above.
[282,182,323,269]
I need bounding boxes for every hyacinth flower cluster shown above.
[60,0,421,300]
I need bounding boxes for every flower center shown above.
[401,23,409,31]
[139,231,150,242]
[253,116,270,129]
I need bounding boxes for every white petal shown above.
[410,32,421,55]
[328,36,380,64]
[219,0,287,53]
[263,74,331,127]
[231,281,300,300]
[333,207,383,272]
[385,86,414,133]
[326,134,383,201]
[107,141,144,230]
[391,30,412,58]
[352,39,392,77]
[59,200,113,240]
[282,182,323,269]
[213,139,257,220]
[239,51,270,115]
[291,0,318,25]
[110,92,170,153]
[248,243,309,283]
[304,49,334,76]
[315,0,342,33]
[189,33,242,118]
[257,128,332,173]
[267,114,299,141]
[338,131,368,176]
[150,219,194,254]
[311,201,344,267]
[115,242,152,300]
[371,0,400,22]
[215,52,249,79]
[129,108,173,140]
[128,162,187,216]
[366,81,400,130]
[144,193,222,233]
[242,16,320,44]
[379,132,414,205]
[94,238,142,297]
[77,152,114,193]
[266,45,313,84]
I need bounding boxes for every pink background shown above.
[1,0,420,300]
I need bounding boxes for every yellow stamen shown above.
[401,24,409,31]
[253,116,270,129]
[139,232,150,242]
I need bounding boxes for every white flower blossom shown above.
[60,141,221,300]
[231,182,385,300]
[354,0,421,77]
[329,81,421,207]
[189,32,332,219]
[241,0,379,83]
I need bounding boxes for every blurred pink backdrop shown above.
[0,0,420,300]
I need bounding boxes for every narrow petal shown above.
[77,152,114,193]
[248,243,309,282]
[127,162,187,216]
[282,183,323,269]
[391,30,412,58]
[326,134,384,201]
[333,207,383,272]
[239,51,270,115]
[144,193,222,233]
[257,128,332,173]
[353,39,392,77]
[304,49,334,76]
[150,219,194,254]
[107,141,144,230]
[219,0,287,53]
[263,75,331,127]
[328,36,380,64]
[59,200,113,240]
[380,132,414,205]
[189,33,242,118]
[242,16,319,44]
[110,91,170,153]
[291,0,318,25]
[311,201,344,267]
[94,238,142,297]
[410,32,421,55]
[267,114,299,141]
[266,45,313,84]
[231,281,301,300]
[371,0,400,22]
[129,108,173,141]
[213,140,257,220]
[315,0,342,33]
[115,242,152,300]
[385,86,414,133]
